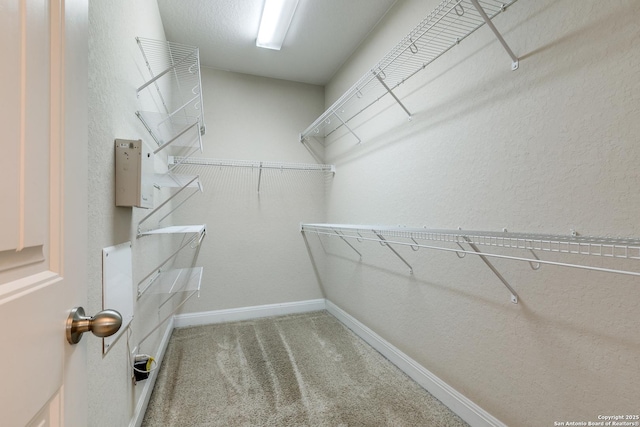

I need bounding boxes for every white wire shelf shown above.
[300,0,519,144]
[153,173,202,189]
[137,226,206,297]
[138,114,204,168]
[133,38,207,357]
[153,267,203,294]
[137,174,204,236]
[302,224,640,262]
[301,223,640,304]
[138,224,206,237]
[170,156,335,173]
[149,174,202,225]
[170,157,336,193]
[138,266,203,298]
[137,271,202,347]
[136,37,206,146]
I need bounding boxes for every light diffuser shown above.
[256,0,299,50]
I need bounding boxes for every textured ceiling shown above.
[156,0,397,86]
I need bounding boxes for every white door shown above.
[0,0,89,426]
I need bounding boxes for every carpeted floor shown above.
[141,311,469,427]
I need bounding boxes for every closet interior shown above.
[88,0,640,426]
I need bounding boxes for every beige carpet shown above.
[142,311,469,426]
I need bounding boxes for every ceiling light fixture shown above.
[256,0,299,50]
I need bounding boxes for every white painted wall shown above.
[174,68,326,312]
[313,0,640,425]
[88,2,172,426]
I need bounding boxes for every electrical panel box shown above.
[115,139,154,208]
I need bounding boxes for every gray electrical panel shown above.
[114,139,154,208]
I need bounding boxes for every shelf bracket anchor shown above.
[374,73,412,119]
[333,230,362,258]
[375,232,413,274]
[463,237,519,304]
[469,0,519,70]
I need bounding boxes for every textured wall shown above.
[87,6,325,423]
[313,0,640,425]
[87,1,170,426]
[174,68,326,312]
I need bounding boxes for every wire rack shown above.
[303,224,640,263]
[170,157,336,193]
[170,156,335,173]
[302,223,640,303]
[137,266,204,346]
[300,0,518,144]
[136,37,206,147]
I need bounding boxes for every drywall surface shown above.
[88,2,171,426]
[314,0,640,426]
[173,68,326,312]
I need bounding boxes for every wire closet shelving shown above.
[300,0,519,144]
[132,37,208,367]
[137,267,203,347]
[170,157,336,193]
[136,37,205,162]
[301,223,640,304]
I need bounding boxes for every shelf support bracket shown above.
[136,49,198,95]
[137,175,200,236]
[153,122,200,155]
[469,0,519,70]
[257,162,263,193]
[375,232,413,274]
[463,236,519,304]
[156,185,202,225]
[333,230,362,258]
[332,110,362,144]
[137,230,204,298]
[374,73,412,119]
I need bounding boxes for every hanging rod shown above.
[169,156,336,173]
[301,223,640,304]
[169,157,335,193]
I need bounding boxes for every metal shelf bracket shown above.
[299,0,520,144]
[301,223,640,306]
[333,110,362,144]
[375,232,414,275]
[334,229,362,258]
[469,0,519,70]
[463,237,518,304]
[373,71,412,120]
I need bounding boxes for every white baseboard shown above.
[325,300,507,427]
[173,299,327,328]
[129,316,175,427]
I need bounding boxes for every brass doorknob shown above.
[66,306,122,344]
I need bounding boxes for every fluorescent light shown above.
[256,0,299,50]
